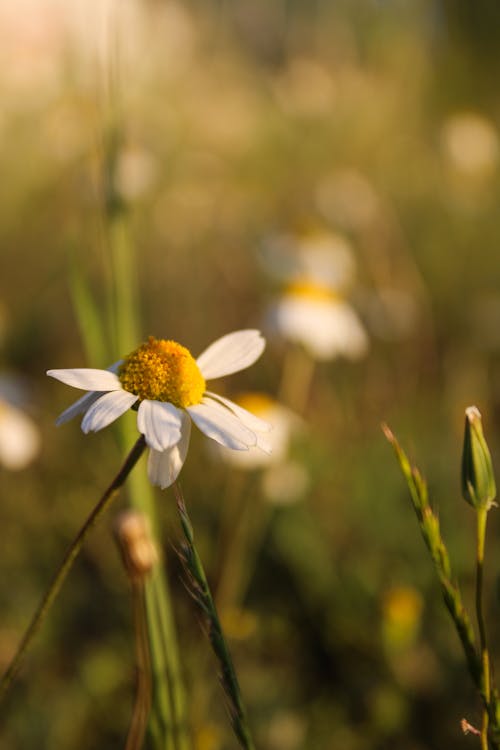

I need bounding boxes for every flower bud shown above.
[461,406,497,510]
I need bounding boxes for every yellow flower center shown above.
[118,337,206,408]
[285,280,340,302]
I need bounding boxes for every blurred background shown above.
[2,1,500,748]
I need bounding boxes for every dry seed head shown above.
[115,511,159,580]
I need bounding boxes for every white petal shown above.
[137,400,183,452]
[196,330,265,380]
[0,401,40,470]
[56,391,103,426]
[267,297,368,361]
[147,415,191,489]
[204,392,272,433]
[47,368,122,392]
[187,398,257,450]
[81,390,138,433]
[256,434,273,455]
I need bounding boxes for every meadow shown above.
[1,2,500,748]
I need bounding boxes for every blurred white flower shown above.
[116,144,158,201]
[261,461,309,506]
[211,392,308,504]
[441,112,499,178]
[267,282,368,361]
[0,397,40,470]
[262,229,368,361]
[211,393,295,470]
[261,230,355,292]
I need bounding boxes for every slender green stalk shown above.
[476,507,491,750]
[0,436,146,706]
[102,81,190,746]
[173,482,256,750]
[278,344,315,414]
[215,476,269,614]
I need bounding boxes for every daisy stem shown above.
[476,507,491,750]
[173,482,255,750]
[0,435,146,706]
[278,344,315,415]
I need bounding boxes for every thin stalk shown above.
[125,582,152,750]
[476,507,491,750]
[278,344,315,415]
[215,475,268,613]
[104,104,190,747]
[216,344,315,612]
[0,435,146,705]
[173,483,255,750]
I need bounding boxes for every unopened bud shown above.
[461,406,497,511]
[115,511,159,581]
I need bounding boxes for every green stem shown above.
[476,507,491,750]
[0,435,146,705]
[278,344,315,414]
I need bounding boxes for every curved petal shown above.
[187,398,256,450]
[137,400,183,452]
[256,433,273,455]
[47,368,122,392]
[204,392,272,433]
[147,415,191,489]
[196,330,265,380]
[81,390,138,433]
[56,391,104,426]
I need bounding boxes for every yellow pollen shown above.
[118,337,206,408]
[285,280,340,302]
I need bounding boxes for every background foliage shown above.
[1,1,500,748]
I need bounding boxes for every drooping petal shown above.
[196,330,265,380]
[47,368,122,392]
[204,392,272,433]
[81,390,138,433]
[147,415,191,489]
[137,400,183,452]
[255,433,273,455]
[187,398,257,450]
[56,391,104,426]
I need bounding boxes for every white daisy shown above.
[210,392,299,470]
[262,229,369,361]
[47,330,271,489]
[267,281,368,361]
[210,392,308,504]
